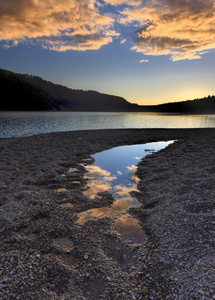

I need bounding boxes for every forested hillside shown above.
[154,96,215,114]
[0,69,140,112]
[1,68,215,114]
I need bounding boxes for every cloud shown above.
[103,0,142,5]
[139,59,149,63]
[0,0,115,51]
[1,0,215,59]
[120,38,127,44]
[120,0,215,60]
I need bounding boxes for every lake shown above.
[1,111,215,138]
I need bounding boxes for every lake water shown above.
[1,111,215,138]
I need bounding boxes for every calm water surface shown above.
[1,111,215,138]
[76,141,174,244]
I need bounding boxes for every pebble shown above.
[1,129,215,299]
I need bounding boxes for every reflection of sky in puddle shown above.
[76,141,175,227]
[115,214,146,244]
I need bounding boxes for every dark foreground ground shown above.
[0,129,215,299]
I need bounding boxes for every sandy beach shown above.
[1,128,215,299]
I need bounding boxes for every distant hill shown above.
[136,96,215,114]
[1,68,215,114]
[0,69,140,112]
[153,96,215,114]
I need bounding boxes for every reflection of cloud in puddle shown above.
[76,195,139,225]
[132,175,140,183]
[114,184,137,197]
[84,165,117,199]
[84,181,112,199]
[86,165,113,178]
[125,165,140,183]
[115,214,147,244]
[80,162,141,220]
[126,165,137,172]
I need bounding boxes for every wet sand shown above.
[0,129,215,299]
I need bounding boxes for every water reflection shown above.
[76,141,175,225]
[77,195,139,224]
[83,165,117,199]
[115,214,146,244]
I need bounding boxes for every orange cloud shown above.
[1,0,215,59]
[120,0,215,60]
[0,0,115,50]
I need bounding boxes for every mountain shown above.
[1,68,215,113]
[0,69,140,112]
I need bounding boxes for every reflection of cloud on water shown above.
[79,159,142,224]
[76,197,138,225]
[84,162,140,200]
[115,214,147,244]
[114,184,137,198]
[84,181,112,199]
[126,165,140,183]
[84,165,117,199]
[127,165,137,172]
[85,165,116,181]
[132,175,140,183]
[86,165,110,177]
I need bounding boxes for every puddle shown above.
[76,141,174,225]
[75,141,175,273]
[114,214,146,244]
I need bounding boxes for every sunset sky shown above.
[0,0,215,105]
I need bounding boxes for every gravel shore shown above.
[0,129,215,299]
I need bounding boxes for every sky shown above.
[0,0,215,105]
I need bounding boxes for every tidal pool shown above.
[76,140,175,244]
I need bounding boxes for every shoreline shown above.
[1,128,215,299]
